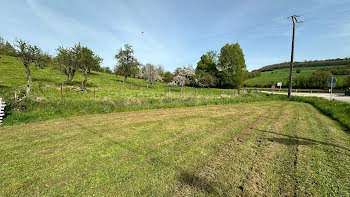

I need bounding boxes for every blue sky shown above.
[1,0,349,71]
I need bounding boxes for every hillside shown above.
[245,64,349,88]
[0,55,242,125]
[253,58,350,72]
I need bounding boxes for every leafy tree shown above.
[15,40,50,94]
[114,44,139,82]
[103,67,113,74]
[170,66,195,92]
[293,75,310,89]
[162,71,174,82]
[218,43,247,91]
[138,64,163,87]
[195,50,218,87]
[310,70,332,89]
[79,46,102,87]
[0,37,16,56]
[55,46,77,83]
[195,70,216,88]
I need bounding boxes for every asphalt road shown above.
[262,91,350,103]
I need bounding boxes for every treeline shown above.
[254,58,350,72]
[294,70,350,89]
[113,42,247,91]
[1,36,248,91]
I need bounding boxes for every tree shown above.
[170,66,195,92]
[293,75,309,89]
[218,43,247,92]
[138,64,163,87]
[196,50,218,74]
[0,37,17,56]
[162,71,174,82]
[195,71,216,88]
[103,67,113,74]
[114,44,139,82]
[79,46,102,87]
[15,40,50,95]
[195,50,219,87]
[310,70,332,89]
[55,46,77,83]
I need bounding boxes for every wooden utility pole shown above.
[288,15,301,99]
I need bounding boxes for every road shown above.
[262,91,350,103]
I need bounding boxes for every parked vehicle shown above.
[345,88,350,96]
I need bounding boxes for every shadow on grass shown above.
[258,129,350,153]
[178,170,220,195]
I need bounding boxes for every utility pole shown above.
[287,15,301,99]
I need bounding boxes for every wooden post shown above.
[60,83,63,99]
[288,15,300,99]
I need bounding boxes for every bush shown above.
[296,68,301,73]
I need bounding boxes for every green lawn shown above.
[245,66,348,88]
[0,101,349,196]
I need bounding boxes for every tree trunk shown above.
[180,85,183,93]
[26,84,31,96]
[150,83,153,88]
[69,71,75,82]
[25,64,32,83]
[82,69,88,88]
[123,75,128,83]
[66,74,70,84]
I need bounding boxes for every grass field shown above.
[245,66,348,88]
[0,55,240,125]
[0,101,349,196]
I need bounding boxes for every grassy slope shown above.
[245,65,348,88]
[0,55,240,125]
[0,101,349,196]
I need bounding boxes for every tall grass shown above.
[291,96,350,131]
[2,93,287,126]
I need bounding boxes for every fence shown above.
[0,97,5,125]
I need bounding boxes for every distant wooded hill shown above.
[253,58,350,72]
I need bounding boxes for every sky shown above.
[1,0,349,71]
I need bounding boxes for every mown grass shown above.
[245,65,348,88]
[0,102,349,196]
